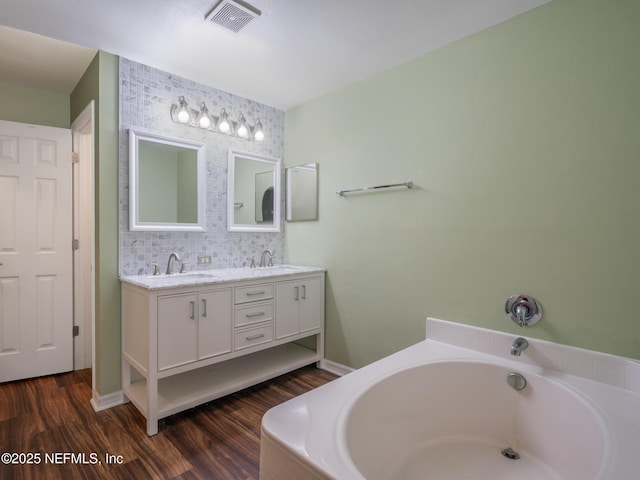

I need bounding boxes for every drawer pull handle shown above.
[202,299,207,318]
[246,290,266,296]
[302,285,306,300]
[189,301,195,320]
[246,333,265,341]
[295,286,299,301]
[246,311,265,318]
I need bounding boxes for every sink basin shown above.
[138,272,220,283]
[178,272,218,278]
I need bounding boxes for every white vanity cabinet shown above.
[121,269,324,435]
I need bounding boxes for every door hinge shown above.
[72,152,80,163]
[73,239,80,250]
[73,325,80,337]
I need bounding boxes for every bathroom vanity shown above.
[120,265,325,435]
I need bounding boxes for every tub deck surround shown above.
[260,318,640,480]
[120,265,325,435]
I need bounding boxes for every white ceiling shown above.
[0,0,550,110]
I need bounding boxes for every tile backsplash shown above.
[119,57,285,276]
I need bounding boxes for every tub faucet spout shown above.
[511,337,529,356]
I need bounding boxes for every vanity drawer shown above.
[234,324,273,351]
[235,301,274,328]
[235,283,274,304]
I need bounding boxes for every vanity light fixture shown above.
[173,96,192,124]
[170,97,265,141]
[236,112,250,139]
[197,102,212,129]
[216,108,232,134]
[253,119,264,141]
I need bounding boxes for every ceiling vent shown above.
[205,0,261,33]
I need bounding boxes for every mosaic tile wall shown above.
[119,57,285,276]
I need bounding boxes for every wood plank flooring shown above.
[0,366,337,480]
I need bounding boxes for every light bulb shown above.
[176,96,190,124]
[253,119,265,141]
[237,113,249,139]
[197,103,211,129]
[217,108,231,134]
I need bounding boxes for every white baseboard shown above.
[318,359,354,377]
[90,389,126,412]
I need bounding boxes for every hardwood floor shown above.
[0,366,337,480]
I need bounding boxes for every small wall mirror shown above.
[129,129,206,232]
[228,149,281,232]
[286,163,318,222]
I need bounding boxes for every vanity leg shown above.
[316,330,324,366]
[146,368,159,435]
[121,359,131,403]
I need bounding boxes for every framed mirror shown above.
[129,129,206,232]
[228,149,281,232]
[286,163,318,221]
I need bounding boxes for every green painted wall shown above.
[0,80,70,128]
[284,0,640,367]
[71,51,121,395]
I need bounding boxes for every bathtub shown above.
[260,318,640,479]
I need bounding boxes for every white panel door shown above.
[0,120,73,383]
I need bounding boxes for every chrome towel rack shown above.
[336,181,413,196]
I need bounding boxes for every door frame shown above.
[71,101,95,374]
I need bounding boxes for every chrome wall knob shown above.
[505,294,542,327]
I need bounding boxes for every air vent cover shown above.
[205,0,261,33]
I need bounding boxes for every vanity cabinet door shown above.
[298,276,323,333]
[275,276,323,339]
[158,293,197,370]
[198,288,232,360]
[275,280,299,339]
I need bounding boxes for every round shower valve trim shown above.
[505,294,542,327]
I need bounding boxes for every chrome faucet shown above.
[166,252,181,274]
[511,337,529,356]
[259,249,275,267]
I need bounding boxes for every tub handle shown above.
[505,294,542,327]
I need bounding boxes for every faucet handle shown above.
[505,294,542,327]
[180,262,187,273]
[249,258,256,268]
[152,263,160,276]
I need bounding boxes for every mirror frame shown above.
[286,163,318,222]
[227,149,282,232]
[129,128,207,232]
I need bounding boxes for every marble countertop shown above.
[120,264,325,290]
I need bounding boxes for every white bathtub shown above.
[260,319,640,480]
[340,361,606,479]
